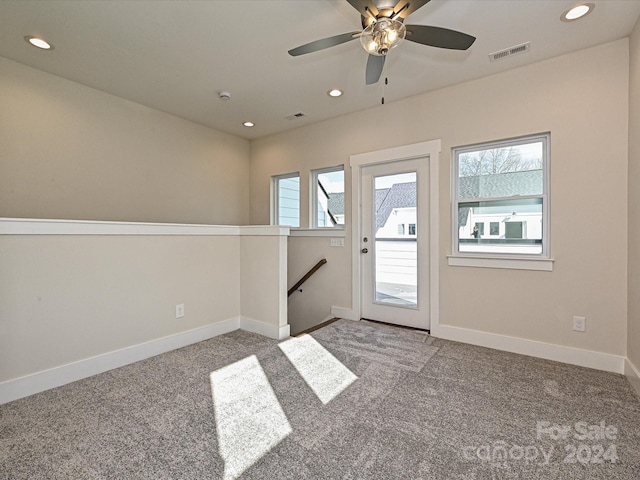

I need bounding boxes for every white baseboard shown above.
[0,316,293,405]
[625,358,640,398]
[240,316,290,340]
[0,318,240,405]
[331,306,356,320]
[437,325,626,374]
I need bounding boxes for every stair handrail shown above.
[288,258,327,297]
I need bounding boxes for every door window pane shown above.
[374,172,417,307]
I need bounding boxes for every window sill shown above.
[447,255,554,271]
[289,228,345,237]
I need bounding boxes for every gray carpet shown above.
[1,319,640,479]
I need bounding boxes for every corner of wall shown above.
[627,14,640,383]
[625,358,640,399]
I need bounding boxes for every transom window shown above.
[453,133,550,258]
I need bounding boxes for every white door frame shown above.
[349,139,441,336]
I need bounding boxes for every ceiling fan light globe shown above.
[360,19,405,56]
[366,39,379,54]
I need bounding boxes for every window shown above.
[408,223,416,235]
[312,166,345,228]
[505,221,524,239]
[273,173,300,227]
[398,224,405,235]
[453,133,549,258]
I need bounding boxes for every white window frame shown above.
[271,172,300,227]
[311,165,345,229]
[448,133,553,271]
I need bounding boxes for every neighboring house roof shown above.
[375,182,416,231]
[457,169,542,227]
[330,171,540,230]
[458,169,542,199]
[327,192,344,218]
[327,183,417,232]
[458,207,471,228]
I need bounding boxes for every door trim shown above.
[349,140,441,335]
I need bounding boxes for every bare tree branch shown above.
[459,146,541,177]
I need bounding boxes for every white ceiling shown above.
[1,0,639,140]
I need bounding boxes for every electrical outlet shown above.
[176,304,185,319]
[573,316,586,332]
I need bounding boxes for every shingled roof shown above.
[458,169,543,199]
[457,169,542,226]
[325,183,417,232]
[375,182,416,231]
[328,172,540,230]
[327,192,344,218]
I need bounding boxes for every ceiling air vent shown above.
[286,112,306,120]
[489,42,531,62]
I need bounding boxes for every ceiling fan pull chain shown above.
[381,76,389,105]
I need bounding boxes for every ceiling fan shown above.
[288,0,476,85]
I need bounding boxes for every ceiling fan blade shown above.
[288,32,360,56]
[405,25,476,50]
[345,0,379,19]
[392,0,431,19]
[366,54,385,85]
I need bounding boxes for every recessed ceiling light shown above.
[328,89,343,97]
[243,121,255,128]
[24,35,54,50]
[561,3,594,22]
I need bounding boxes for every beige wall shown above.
[240,234,288,329]
[629,19,640,371]
[0,234,240,382]
[0,56,250,225]
[251,40,629,356]
[287,236,351,335]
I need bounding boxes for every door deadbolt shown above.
[361,248,368,254]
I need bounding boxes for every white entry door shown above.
[360,158,430,330]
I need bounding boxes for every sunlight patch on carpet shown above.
[210,355,292,480]
[279,335,358,405]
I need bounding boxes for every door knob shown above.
[361,248,368,254]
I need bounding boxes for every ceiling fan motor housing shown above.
[361,7,399,28]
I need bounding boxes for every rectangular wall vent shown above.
[286,112,306,120]
[489,42,531,62]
